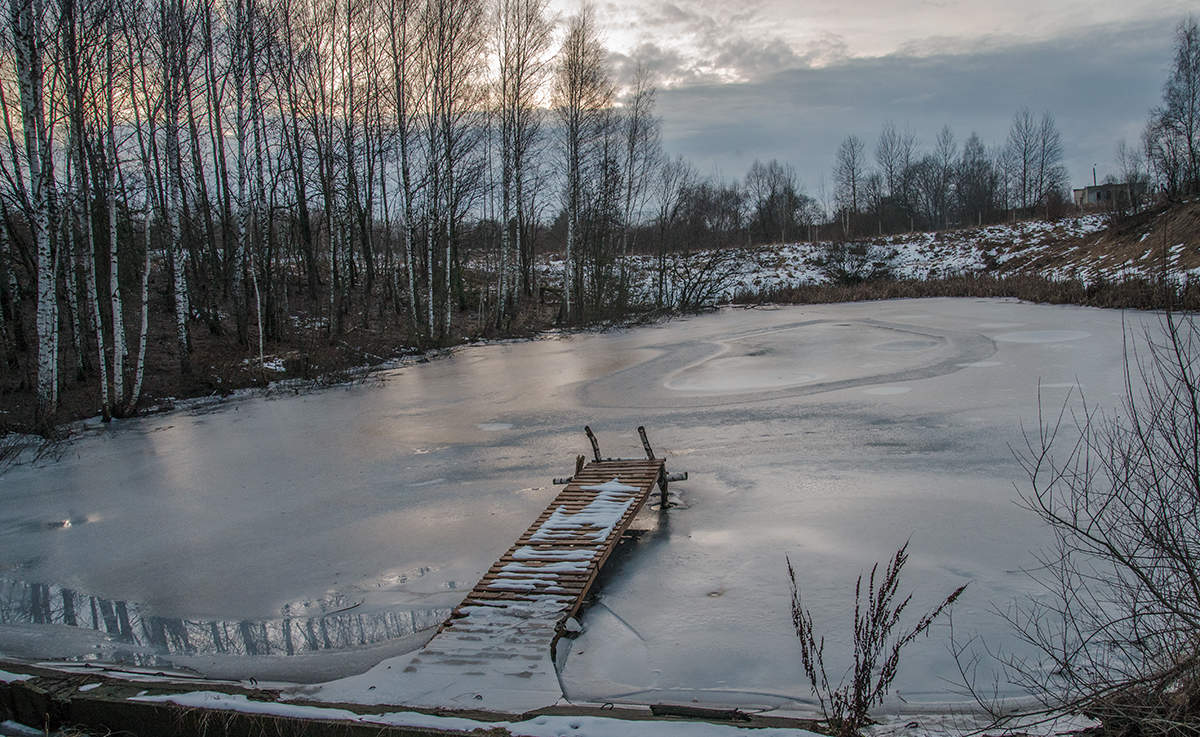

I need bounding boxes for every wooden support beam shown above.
[584,426,601,462]
[637,425,656,460]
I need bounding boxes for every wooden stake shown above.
[584,425,601,461]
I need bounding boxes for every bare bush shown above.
[788,542,967,737]
[996,314,1200,736]
[815,243,896,285]
[666,249,749,311]
[0,430,64,476]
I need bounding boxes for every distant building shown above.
[1073,182,1146,210]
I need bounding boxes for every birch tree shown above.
[421,0,486,338]
[160,0,191,373]
[8,0,58,418]
[104,10,126,408]
[618,64,657,306]
[554,4,609,322]
[493,0,551,322]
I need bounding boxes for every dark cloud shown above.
[653,19,1176,195]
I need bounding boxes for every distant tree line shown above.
[828,112,1069,238]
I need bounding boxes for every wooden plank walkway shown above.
[310,430,681,711]
[449,457,666,622]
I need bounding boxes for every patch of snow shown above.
[501,561,591,574]
[512,546,596,561]
[0,669,33,683]
[241,356,287,372]
[131,691,824,736]
[528,479,638,543]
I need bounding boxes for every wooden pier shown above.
[360,427,683,710]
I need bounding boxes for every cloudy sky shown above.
[550,0,1194,199]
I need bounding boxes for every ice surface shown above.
[0,298,1154,714]
[993,330,1090,343]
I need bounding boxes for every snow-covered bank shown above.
[534,209,1200,306]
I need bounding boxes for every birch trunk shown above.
[426,190,434,337]
[232,0,249,346]
[10,0,58,417]
[82,209,110,419]
[129,205,151,409]
[106,17,125,406]
[0,219,12,364]
[60,202,85,379]
[164,0,190,373]
[74,127,111,420]
[387,0,418,328]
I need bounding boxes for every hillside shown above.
[729,200,1200,296]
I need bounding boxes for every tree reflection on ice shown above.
[0,578,449,658]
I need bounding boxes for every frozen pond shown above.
[0,298,1149,709]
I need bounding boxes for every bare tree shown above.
[421,0,487,337]
[1150,16,1200,195]
[617,63,658,305]
[875,122,903,200]
[1006,108,1039,211]
[554,4,610,323]
[833,134,865,231]
[957,132,998,226]
[931,124,956,228]
[1116,138,1149,213]
[1035,111,1067,215]
[652,154,692,308]
[384,0,421,328]
[493,0,552,323]
[160,0,192,373]
[988,315,1200,736]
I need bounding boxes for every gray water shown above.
[0,298,1147,707]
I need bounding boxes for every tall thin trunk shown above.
[164,0,190,373]
[77,138,111,421]
[426,188,434,336]
[248,0,268,343]
[387,0,418,328]
[129,205,151,409]
[11,0,58,417]
[232,0,249,346]
[106,17,125,406]
[0,217,14,366]
[60,222,84,379]
[58,158,85,380]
